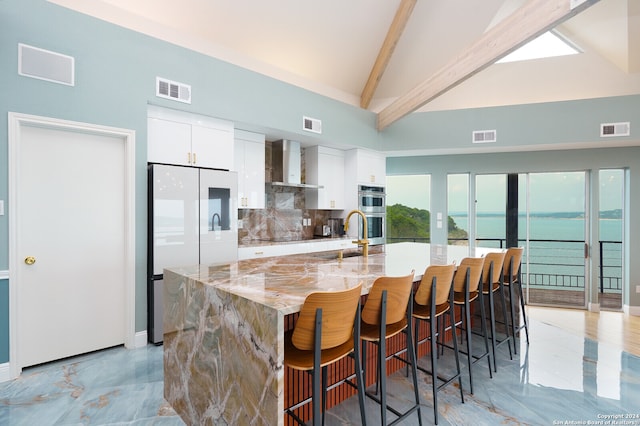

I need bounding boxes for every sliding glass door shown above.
[522,172,587,308]
[598,169,624,311]
[475,174,506,249]
[447,174,469,245]
[444,169,624,310]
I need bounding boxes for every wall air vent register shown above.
[472,129,497,143]
[600,122,630,137]
[156,77,191,104]
[303,116,322,134]
[18,43,75,86]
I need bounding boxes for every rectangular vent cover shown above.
[303,116,322,134]
[600,122,630,137]
[156,77,191,104]
[18,43,74,86]
[472,129,497,143]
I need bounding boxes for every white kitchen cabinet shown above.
[191,124,234,169]
[349,148,386,186]
[234,130,265,209]
[147,117,191,166]
[305,146,345,210]
[147,105,234,169]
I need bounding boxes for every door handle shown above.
[25,256,36,265]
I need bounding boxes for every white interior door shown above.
[16,124,127,368]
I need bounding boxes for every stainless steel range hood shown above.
[270,139,320,189]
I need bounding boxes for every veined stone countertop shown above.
[165,242,492,316]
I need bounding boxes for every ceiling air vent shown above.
[303,116,322,134]
[600,122,630,137]
[156,77,191,104]
[472,129,497,143]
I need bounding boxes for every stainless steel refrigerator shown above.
[147,163,238,344]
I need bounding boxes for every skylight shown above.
[497,31,580,64]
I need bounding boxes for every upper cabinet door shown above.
[234,130,265,209]
[191,124,233,170]
[319,149,345,210]
[147,117,191,166]
[306,146,345,210]
[356,150,386,186]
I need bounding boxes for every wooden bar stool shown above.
[502,247,529,353]
[360,271,423,426]
[480,251,513,372]
[284,283,366,426]
[451,257,492,394]
[413,264,464,425]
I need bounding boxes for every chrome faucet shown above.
[212,213,221,231]
[344,209,369,257]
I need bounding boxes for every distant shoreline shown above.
[449,209,621,220]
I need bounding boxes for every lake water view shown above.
[449,214,623,293]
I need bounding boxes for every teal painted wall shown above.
[1,0,639,366]
[381,95,640,151]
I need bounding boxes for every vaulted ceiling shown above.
[51,0,640,129]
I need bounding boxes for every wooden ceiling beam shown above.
[629,0,640,72]
[376,0,601,131]
[360,0,416,109]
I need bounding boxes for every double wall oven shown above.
[358,185,385,245]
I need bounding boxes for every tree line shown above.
[386,203,467,241]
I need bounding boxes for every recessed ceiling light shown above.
[497,31,580,64]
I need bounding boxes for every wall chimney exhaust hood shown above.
[270,139,320,189]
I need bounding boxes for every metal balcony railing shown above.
[388,237,623,294]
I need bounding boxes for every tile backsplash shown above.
[238,141,335,245]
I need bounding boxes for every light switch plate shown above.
[0,200,4,216]
[636,285,640,293]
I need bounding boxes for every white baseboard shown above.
[0,362,11,383]
[588,302,600,312]
[134,331,148,348]
[623,305,640,316]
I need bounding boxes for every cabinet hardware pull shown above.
[193,153,197,164]
[187,152,191,164]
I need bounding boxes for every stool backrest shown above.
[415,264,455,306]
[482,251,506,285]
[503,247,524,282]
[292,283,363,351]
[362,271,415,326]
[453,257,485,293]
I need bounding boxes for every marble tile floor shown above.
[1,311,639,425]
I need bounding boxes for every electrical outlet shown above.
[0,200,4,216]
[636,285,640,293]
[238,219,243,229]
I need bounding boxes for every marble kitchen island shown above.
[163,242,487,425]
